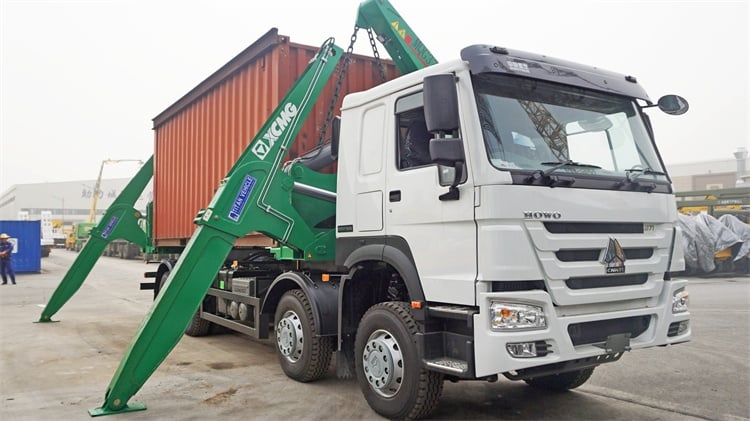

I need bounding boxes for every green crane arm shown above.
[38,0,435,328]
[90,0,435,415]
[356,0,438,73]
[38,156,153,323]
[88,40,343,416]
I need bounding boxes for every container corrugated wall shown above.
[152,28,399,245]
[0,220,42,273]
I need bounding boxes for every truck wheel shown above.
[355,302,443,420]
[524,367,595,391]
[184,305,213,337]
[274,289,333,382]
[155,266,212,337]
[153,268,170,300]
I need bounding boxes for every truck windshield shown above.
[472,73,667,185]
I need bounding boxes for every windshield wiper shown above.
[540,160,602,175]
[625,167,666,179]
[617,166,666,191]
[526,160,601,186]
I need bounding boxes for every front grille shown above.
[492,280,546,292]
[544,222,644,234]
[668,321,681,337]
[568,315,651,346]
[556,249,600,261]
[624,248,654,259]
[556,248,654,262]
[566,273,649,289]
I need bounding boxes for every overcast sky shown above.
[1,0,748,193]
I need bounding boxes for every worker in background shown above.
[0,233,16,285]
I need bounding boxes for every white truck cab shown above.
[334,45,690,408]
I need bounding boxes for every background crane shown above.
[88,159,143,223]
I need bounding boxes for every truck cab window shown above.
[399,113,431,169]
[396,91,433,170]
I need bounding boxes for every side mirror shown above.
[424,74,460,133]
[431,138,466,201]
[429,138,465,167]
[424,74,465,201]
[657,95,689,115]
[330,116,341,159]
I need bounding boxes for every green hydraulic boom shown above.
[88,39,343,416]
[38,156,153,323]
[86,0,438,416]
[356,0,437,73]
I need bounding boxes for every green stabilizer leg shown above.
[92,225,236,414]
[38,156,154,323]
[38,235,109,322]
[91,40,342,416]
[88,402,146,417]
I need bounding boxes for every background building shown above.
[0,179,153,228]
[667,151,749,192]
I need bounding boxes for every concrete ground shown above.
[1,250,748,420]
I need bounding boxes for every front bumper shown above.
[472,279,691,377]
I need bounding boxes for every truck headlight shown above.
[672,288,689,313]
[490,302,546,331]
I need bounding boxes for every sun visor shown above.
[460,44,651,102]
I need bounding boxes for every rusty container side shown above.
[152,28,398,245]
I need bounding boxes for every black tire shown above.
[153,268,170,301]
[355,302,443,420]
[184,304,213,337]
[524,367,595,391]
[155,266,212,337]
[274,289,334,382]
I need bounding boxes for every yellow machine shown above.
[676,187,750,220]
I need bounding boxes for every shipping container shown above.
[152,28,399,246]
[0,220,42,273]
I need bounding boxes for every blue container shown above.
[0,220,42,273]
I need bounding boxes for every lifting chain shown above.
[317,25,360,147]
[366,28,388,83]
[316,25,389,147]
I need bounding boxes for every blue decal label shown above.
[228,175,257,222]
[101,216,119,239]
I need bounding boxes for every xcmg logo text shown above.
[251,102,298,160]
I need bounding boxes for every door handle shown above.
[389,190,401,202]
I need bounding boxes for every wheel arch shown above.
[337,238,427,351]
[261,271,338,336]
[341,237,426,304]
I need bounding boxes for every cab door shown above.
[384,88,477,305]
